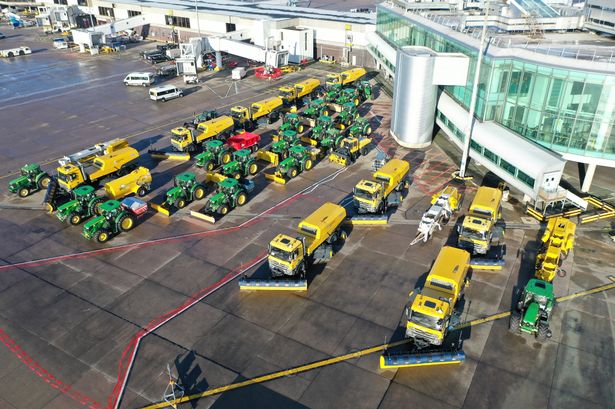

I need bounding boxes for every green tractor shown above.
[8,164,52,198]
[194,140,233,171]
[319,128,346,153]
[265,145,314,184]
[279,113,306,134]
[56,185,105,225]
[193,109,218,125]
[509,278,555,342]
[220,149,258,179]
[203,178,255,217]
[346,117,373,138]
[336,87,363,107]
[302,99,330,119]
[82,200,136,243]
[356,80,373,102]
[165,172,207,209]
[271,130,301,160]
[335,102,360,128]
[322,83,343,103]
[310,115,335,142]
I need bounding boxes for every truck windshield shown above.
[354,187,375,201]
[470,208,493,219]
[231,111,242,119]
[58,173,74,182]
[280,90,293,99]
[410,310,442,331]
[197,124,207,132]
[171,133,186,142]
[269,247,293,261]
[460,226,487,241]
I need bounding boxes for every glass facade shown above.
[376,6,615,161]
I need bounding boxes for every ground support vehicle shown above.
[350,159,410,225]
[325,68,367,88]
[192,110,218,125]
[194,140,233,171]
[509,279,554,342]
[56,185,104,225]
[411,185,462,245]
[220,149,258,179]
[346,118,373,138]
[457,186,505,270]
[333,102,360,128]
[239,202,347,291]
[302,99,330,121]
[191,178,255,224]
[535,217,576,282]
[278,113,307,134]
[302,115,335,146]
[103,167,152,200]
[230,97,285,131]
[321,84,343,104]
[150,173,206,216]
[9,164,51,198]
[380,246,470,369]
[264,145,318,185]
[256,130,301,166]
[1,46,31,57]
[165,116,235,154]
[226,132,261,152]
[82,198,145,243]
[329,136,371,167]
[278,78,320,105]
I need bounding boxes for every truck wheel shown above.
[365,126,372,135]
[96,230,110,243]
[218,204,229,215]
[236,191,247,206]
[248,163,258,175]
[202,161,214,171]
[18,188,29,197]
[339,230,348,241]
[175,198,186,209]
[287,167,298,179]
[119,214,136,232]
[7,52,14,58]
[193,186,206,200]
[360,147,368,156]
[68,213,82,225]
[221,152,231,164]
[536,324,549,342]
[137,187,148,197]
[38,176,51,189]
[304,159,313,171]
[509,312,521,332]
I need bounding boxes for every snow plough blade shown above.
[149,201,170,216]
[238,277,308,291]
[256,149,279,166]
[469,258,505,270]
[189,210,216,224]
[264,172,288,185]
[347,214,389,225]
[380,349,465,369]
[148,150,190,161]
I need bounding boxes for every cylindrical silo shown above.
[390,46,438,148]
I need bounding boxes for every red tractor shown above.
[227,132,261,153]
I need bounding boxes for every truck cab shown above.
[268,234,306,278]
[458,186,503,254]
[406,246,470,346]
[170,126,195,151]
[279,78,321,104]
[325,67,367,87]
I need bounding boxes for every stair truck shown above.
[351,158,410,225]
[380,246,470,369]
[325,67,367,88]
[55,185,105,225]
[411,185,462,245]
[278,78,321,105]
[166,116,235,154]
[191,177,255,224]
[239,202,347,291]
[45,141,140,212]
[329,135,371,167]
[535,217,576,282]
[456,186,505,270]
[264,145,318,185]
[509,278,554,342]
[9,164,51,198]
[103,167,152,200]
[230,97,285,131]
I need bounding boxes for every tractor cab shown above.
[510,278,555,341]
[21,163,43,178]
[174,172,197,189]
[99,199,122,216]
[204,139,225,153]
[218,177,239,194]
[233,149,252,164]
[289,145,307,160]
[73,185,96,202]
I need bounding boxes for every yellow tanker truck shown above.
[278,78,321,105]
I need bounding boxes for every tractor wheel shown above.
[354,98,359,106]
[45,203,55,214]
[248,163,258,175]
[287,167,298,179]
[250,145,258,153]
[509,312,521,332]
[360,147,368,156]
[322,110,329,116]
[38,176,51,189]
[304,159,313,171]
[193,186,206,200]
[233,172,241,180]
[18,188,29,198]
[236,191,247,206]
[218,204,229,215]
[298,124,304,133]
[280,151,288,160]
[119,214,136,232]
[90,197,105,215]
[175,198,186,209]
[96,230,110,243]
[536,324,549,342]
[221,152,232,164]
[203,161,214,171]
[137,187,148,197]
[68,213,82,226]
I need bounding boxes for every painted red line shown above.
[0,329,102,409]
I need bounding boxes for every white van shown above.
[149,85,183,102]
[124,72,155,87]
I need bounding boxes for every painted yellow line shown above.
[139,276,615,409]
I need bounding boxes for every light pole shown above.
[194,0,201,37]
[458,0,490,179]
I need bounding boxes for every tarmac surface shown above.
[1,27,615,409]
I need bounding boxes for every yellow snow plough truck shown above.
[278,78,321,106]
[350,158,410,225]
[381,246,470,369]
[231,96,288,131]
[239,202,347,291]
[535,216,576,282]
[325,67,367,88]
[457,186,505,270]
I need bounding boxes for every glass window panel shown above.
[483,148,498,164]
[500,158,516,176]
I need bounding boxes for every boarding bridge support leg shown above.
[581,163,596,193]
[216,51,223,70]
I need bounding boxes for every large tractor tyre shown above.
[203,161,215,171]
[250,145,259,154]
[509,312,521,333]
[18,187,30,198]
[287,167,299,179]
[236,191,247,206]
[221,152,232,164]
[353,98,360,106]
[96,230,110,243]
[304,159,313,171]
[218,204,229,215]
[360,147,368,156]
[119,214,136,232]
[248,163,258,175]
[193,186,206,200]
[175,198,186,209]
[233,171,242,180]
[322,109,329,117]
[68,213,82,226]
[297,124,305,133]
[90,197,105,215]
[137,187,148,197]
[536,324,549,342]
[38,175,51,189]
[45,202,55,214]
[280,151,289,160]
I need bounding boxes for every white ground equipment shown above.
[411,185,461,245]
